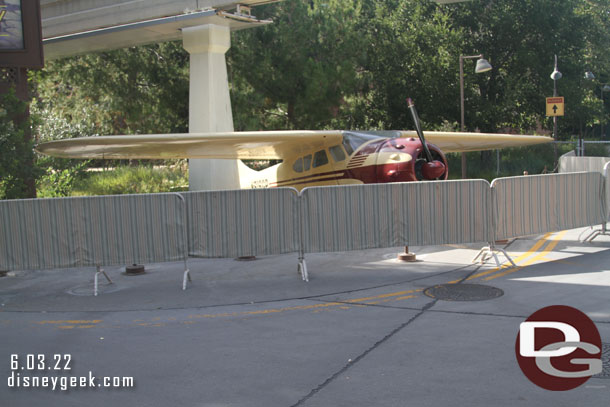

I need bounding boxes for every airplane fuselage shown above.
[241,133,449,191]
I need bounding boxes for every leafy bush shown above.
[70,165,188,196]
[0,91,41,199]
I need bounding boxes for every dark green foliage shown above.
[34,42,189,135]
[228,0,365,130]
[0,90,41,199]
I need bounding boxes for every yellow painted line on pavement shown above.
[37,320,102,325]
[462,232,553,282]
[188,302,344,320]
[346,288,423,304]
[393,295,417,301]
[483,230,568,281]
[186,289,425,321]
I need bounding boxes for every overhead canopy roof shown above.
[41,0,280,59]
[43,9,272,59]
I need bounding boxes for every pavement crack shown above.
[303,263,481,303]
[291,264,496,406]
[290,298,438,407]
[455,264,485,284]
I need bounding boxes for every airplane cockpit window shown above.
[342,133,372,155]
[329,145,346,162]
[292,157,303,173]
[293,155,313,173]
[303,154,312,171]
[313,150,329,168]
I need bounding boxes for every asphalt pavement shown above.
[1,227,609,406]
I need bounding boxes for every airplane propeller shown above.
[406,98,447,180]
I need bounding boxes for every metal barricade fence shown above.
[300,180,492,254]
[559,156,610,174]
[182,188,299,258]
[606,162,610,220]
[0,193,187,270]
[492,172,606,241]
[1,172,608,288]
[0,193,188,293]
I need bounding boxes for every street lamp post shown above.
[600,83,610,138]
[550,55,562,140]
[459,54,492,179]
[583,71,597,154]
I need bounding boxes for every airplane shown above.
[36,99,553,190]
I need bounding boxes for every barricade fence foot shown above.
[182,269,191,291]
[298,257,309,282]
[581,223,609,242]
[472,244,516,268]
[472,247,491,265]
[94,266,113,297]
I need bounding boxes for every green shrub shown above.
[70,165,188,196]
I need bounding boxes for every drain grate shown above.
[593,343,610,379]
[424,283,504,301]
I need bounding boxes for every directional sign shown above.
[546,97,564,117]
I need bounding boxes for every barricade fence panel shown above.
[0,193,187,271]
[301,180,492,254]
[406,180,492,246]
[605,162,610,220]
[182,188,299,258]
[492,172,606,241]
[559,156,610,174]
[300,183,404,253]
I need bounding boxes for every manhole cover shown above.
[593,343,610,379]
[424,283,504,301]
[67,283,121,296]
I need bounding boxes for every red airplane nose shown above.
[422,160,446,180]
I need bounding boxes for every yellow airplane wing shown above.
[35,131,345,160]
[35,130,552,159]
[418,131,553,153]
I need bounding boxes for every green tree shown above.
[34,41,190,135]
[352,0,465,130]
[0,90,40,199]
[228,0,366,130]
[450,0,610,136]
[32,42,191,196]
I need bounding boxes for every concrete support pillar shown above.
[182,24,239,191]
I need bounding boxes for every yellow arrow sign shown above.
[546,97,564,117]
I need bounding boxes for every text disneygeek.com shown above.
[7,354,135,391]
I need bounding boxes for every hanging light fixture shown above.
[475,58,492,73]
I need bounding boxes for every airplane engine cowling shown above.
[376,137,449,183]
